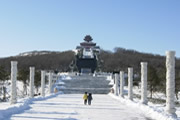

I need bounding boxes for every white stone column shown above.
[10,61,18,104]
[128,68,133,100]
[120,71,124,97]
[41,71,46,97]
[141,62,148,104]
[49,72,53,94]
[29,67,35,98]
[165,51,176,116]
[114,73,119,96]
[111,73,113,80]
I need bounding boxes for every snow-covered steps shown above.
[59,75,112,94]
[60,88,111,94]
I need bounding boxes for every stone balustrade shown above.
[9,50,177,117]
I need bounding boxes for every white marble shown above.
[29,67,35,98]
[141,62,148,104]
[165,51,176,117]
[41,71,46,97]
[120,71,124,97]
[114,73,119,96]
[128,68,133,100]
[10,61,18,104]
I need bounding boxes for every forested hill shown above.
[0,51,75,72]
[100,48,180,73]
[0,48,180,74]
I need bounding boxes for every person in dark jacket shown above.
[87,93,93,105]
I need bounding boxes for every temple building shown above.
[75,35,100,73]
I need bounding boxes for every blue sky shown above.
[0,0,179,57]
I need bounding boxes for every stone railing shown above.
[9,50,177,117]
[10,62,57,104]
[112,51,177,117]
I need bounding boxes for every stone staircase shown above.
[59,75,113,94]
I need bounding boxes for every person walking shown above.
[87,93,93,105]
[83,92,88,105]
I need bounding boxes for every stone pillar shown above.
[29,67,35,98]
[10,61,18,104]
[111,73,113,80]
[49,72,53,94]
[128,68,133,100]
[114,73,119,96]
[166,51,176,116]
[120,71,124,97]
[141,62,148,104]
[41,71,46,97]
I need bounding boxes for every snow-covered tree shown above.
[148,65,160,98]
[0,66,9,101]
[18,69,29,96]
[34,71,41,94]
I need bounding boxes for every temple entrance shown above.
[81,68,91,73]
[75,35,100,73]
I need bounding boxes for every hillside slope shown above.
[0,50,75,72]
[100,47,180,73]
[0,48,180,74]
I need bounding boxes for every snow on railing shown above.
[109,50,177,119]
[8,61,58,105]
[5,50,178,119]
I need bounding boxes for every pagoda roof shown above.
[80,42,96,47]
[76,35,100,50]
[84,35,93,42]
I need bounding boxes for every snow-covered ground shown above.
[0,92,179,120]
[0,74,180,120]
[110,93,180,120]
[0,92,62,120]
[7,94,151,120]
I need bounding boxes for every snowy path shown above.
[9,94,151,120]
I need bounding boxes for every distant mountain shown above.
[17,51,61,57]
